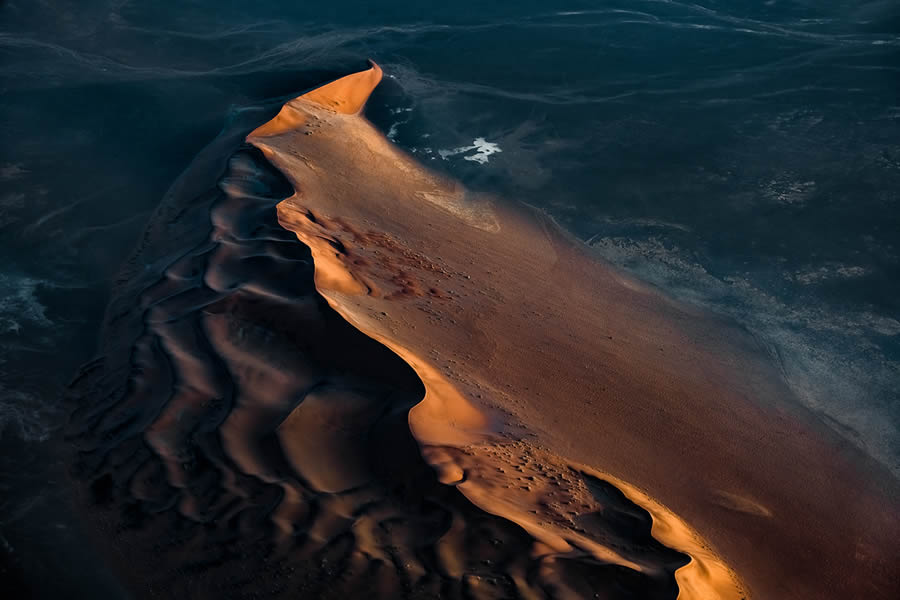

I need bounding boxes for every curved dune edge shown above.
[248,62,900,600]
[248,62,743,600]
[69,141,718,600]
[270,191,744,600]
[280,209,743,599]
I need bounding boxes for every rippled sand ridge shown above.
[67,63,900,600]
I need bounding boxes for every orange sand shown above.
[246,63,900,600]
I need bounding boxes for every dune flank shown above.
[68,125,691,598]
[65,63,899,600]
[244,63,900,600]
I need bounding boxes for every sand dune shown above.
[246,63,900,599]
[68,138,692,599]
[65,64,899,600]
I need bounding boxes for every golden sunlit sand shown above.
[245,62,900,600]
[63,63,900,600]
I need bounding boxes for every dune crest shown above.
[65,64,899,600]
[250,61,383,138]
[249,62,744,600]
[69,137,694,598]
[247,63,900,600]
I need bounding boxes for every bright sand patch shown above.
[247,63,900,600]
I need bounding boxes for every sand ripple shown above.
[66,144,695,599]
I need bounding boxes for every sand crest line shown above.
[247,61,748,600]
[69,105,711,599]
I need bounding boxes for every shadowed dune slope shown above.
[66,126,698,598]
[244,63,900,600]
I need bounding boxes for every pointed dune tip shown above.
[249,61,383,138]
[301,59,382,114]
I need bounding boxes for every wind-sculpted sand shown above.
[67,64,899,600]
[66,120,690,600]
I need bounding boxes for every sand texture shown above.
[66,64,900,600]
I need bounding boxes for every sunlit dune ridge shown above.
[248,62,900,600]
[65,63,900,600]
[69,111,691,599]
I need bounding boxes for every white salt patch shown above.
[0,274,52,334]
[438,137,502,165]
[385,106,414,141]
[788,263,870,285]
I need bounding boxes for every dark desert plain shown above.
[2,2,900,600]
